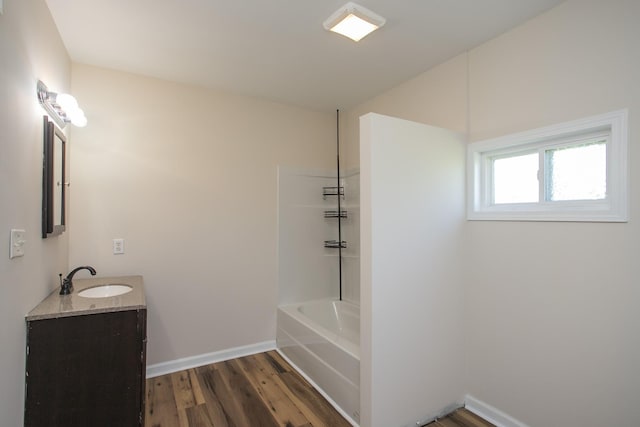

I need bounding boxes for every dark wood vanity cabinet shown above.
[24,309,147,427]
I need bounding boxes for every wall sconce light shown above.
[323,2,386,42]
[37,80,87,129]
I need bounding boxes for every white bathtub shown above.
[277,299,360,425]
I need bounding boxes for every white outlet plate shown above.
[113,238,125,254]
[10,229,26,259]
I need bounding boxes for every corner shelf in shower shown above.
[323,185,347,249]
[324,210,348,219]
[324,240,347,249]
[322,186,344,199]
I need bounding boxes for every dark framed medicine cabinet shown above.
[42,116,66,238]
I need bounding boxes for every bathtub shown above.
[277,299,360,425]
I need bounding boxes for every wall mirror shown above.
[42,116,66,238]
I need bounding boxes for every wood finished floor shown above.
[145,350,493,427]
[426,409,495,427]
[145,350,351,427]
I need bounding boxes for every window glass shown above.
[544,140,606,201]
[492,152,538,204]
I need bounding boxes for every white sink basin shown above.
[78,284,133,298]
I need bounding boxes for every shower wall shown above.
[341,169,360,305]
[278,167,340,304]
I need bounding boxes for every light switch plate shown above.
[10,229,26,259]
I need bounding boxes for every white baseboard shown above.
[146,340,276,378]
[465,395,529,427]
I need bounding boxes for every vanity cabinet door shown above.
[24,309,147,427]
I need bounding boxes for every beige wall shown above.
[0,0,71,425]
[346,0,640,425]
[465,1,639,425]
[68,64,334,365]
[343,53,469,170]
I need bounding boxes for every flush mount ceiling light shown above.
[37,80,87,129]
[323,2,386,42]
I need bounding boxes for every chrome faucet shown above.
[59,266,97,295]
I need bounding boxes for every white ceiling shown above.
[45,0,564,111]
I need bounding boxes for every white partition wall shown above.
[360,113,466,427]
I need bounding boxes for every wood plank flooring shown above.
[145,350,351,427]
[145,350,493,427]
[426,409,495,427]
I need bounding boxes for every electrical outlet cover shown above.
[113,238,125,254]
[10,229,26,259]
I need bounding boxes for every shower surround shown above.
[277,112,465,427]
[277,166,360,424]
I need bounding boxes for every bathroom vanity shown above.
[24,276,146,427]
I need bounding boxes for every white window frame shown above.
[467,109,628,222]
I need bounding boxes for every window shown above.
[467,109,628,222]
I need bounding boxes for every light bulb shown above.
[55,93,79,111]
[329,13,379,42]
[69,108,87,127]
